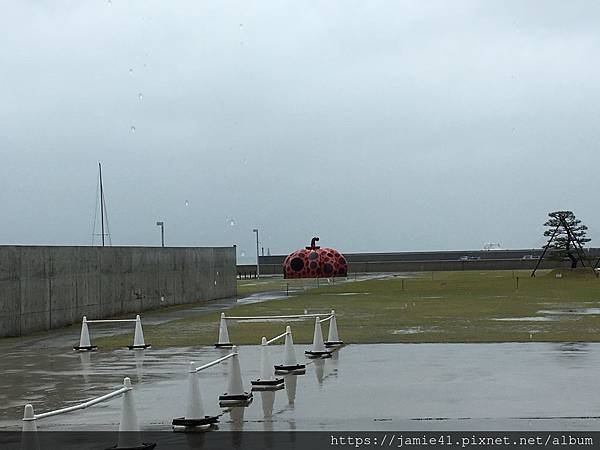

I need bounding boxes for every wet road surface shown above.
[2,342,600,431]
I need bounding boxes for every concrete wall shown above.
[345,258,571,273]
[249,248,600,275]
[0,246,236,338]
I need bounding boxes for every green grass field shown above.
[94,269,600,349]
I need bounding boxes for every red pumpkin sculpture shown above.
[283,237,348,278]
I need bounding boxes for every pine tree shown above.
[543,210,590,268]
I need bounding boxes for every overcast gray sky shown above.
[2,1,600,261]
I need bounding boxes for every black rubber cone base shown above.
[274,363,306,374]
[214,343,234,348]
[73,345,98,352]
[251,384,285,392]
[172,415,220,428]
[304,350,332,359]
[127,344,151,350]
[251,378,284,390]
[106,442,156,450]
[218,392,253,407]
[324,341,344,347]
[172,423,219,433]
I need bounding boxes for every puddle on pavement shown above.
[2,343,600,431]
[492,317,557,322]
[390,327,440,334]
[321,292,371,296]
[538,308,600,315]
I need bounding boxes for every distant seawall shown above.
[0,246,236,338]
[239,248,600,276]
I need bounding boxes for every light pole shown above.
[253,228,260,279]
[156,221,164,247]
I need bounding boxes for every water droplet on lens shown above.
[214,280,217,286]
[241,251,246,257]
[185,200,189,207]
[228,219,235,227]
[130,126,136,133]
[242,157,248,165]
[138,93,143,100]
[239,23,243,28]
[129,68,134,74]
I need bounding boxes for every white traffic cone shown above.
[219,346,252,406]
[305,317,331,358]
[22,404,37,432]
[325,310,344,347]
[115,377,156,448]
[227,351,244,396]
[251,338,284,390]
[312,317,325,352]
[73,316,97,351]
[21,404,39,450]
[128,315,151,349]
[79,317,91,347]
[117,377,143,449]
[215,313,233,348]
[261,338,272,380]
[186,363,204,420]
[172,362,219,429]
[283,327,296,366]
[274,326,305,373]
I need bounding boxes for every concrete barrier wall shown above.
[258,248,600,267]
[247,247,600,275]
[0,246,236,338]
[345,258,571,273]
[253,259,573,275]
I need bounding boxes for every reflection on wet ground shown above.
[2,342,600,431]
[539,308,600,315]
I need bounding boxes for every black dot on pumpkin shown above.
[290,258,304,271]
[323,263,333,274]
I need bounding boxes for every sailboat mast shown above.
[99,162,105,247]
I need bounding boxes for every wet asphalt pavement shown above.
[2,342,600,431]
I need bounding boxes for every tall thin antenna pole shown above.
[253,228,260,279]
[99,162,105,247]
